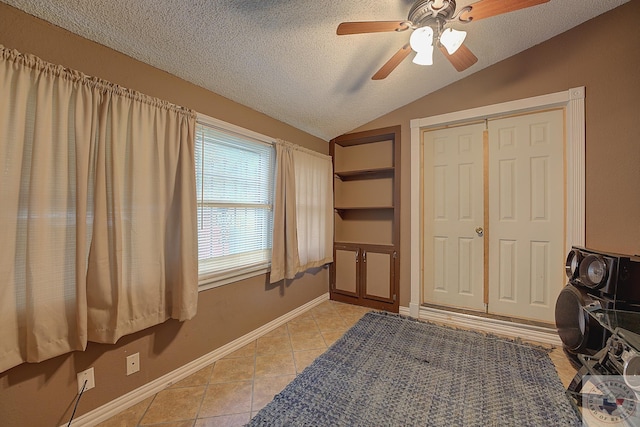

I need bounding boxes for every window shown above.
[195,117,275,288]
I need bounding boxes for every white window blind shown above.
[195,120,275,288]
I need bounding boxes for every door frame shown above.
[409,87,586,318]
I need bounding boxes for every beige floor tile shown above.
[288,314,318,325]
[256,334,292,355]
[210,357,255,383]
[287,319,320,335]
[95,396,154,427]
[195,412,251,427]
[255,353,296,377]
[198,381,253,418]
[289,330,327,352]
[294,348,326,373]
[142,421,195,427]
[332,302,368,314]
[261,324,288,338]
[313,314,348,332]
[549,347,577,387]
[308,306,340,319]
[222,342,256,359]
[309,304,338,316]
[169,365,214,389]
[140,386,205,425]
[292,311,315,322]
[310,309,340,320]
[251,375,296,412]
[341,314,366,328]
[321,329,346,347]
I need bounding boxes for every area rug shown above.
[248,311,580,426]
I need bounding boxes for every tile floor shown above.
[96,300,577,427]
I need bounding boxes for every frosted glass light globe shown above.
[409,26,434,53]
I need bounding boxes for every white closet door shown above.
[423,123,485,311]
[488,109,565,323]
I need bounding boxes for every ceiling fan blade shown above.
[337,21,409,35]
[460,0,550,21]
[439,44,478,72]
[372,44,412,80]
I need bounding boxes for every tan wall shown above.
[0,4,328,426]
[352,1,640,307]
[2,1,640,424]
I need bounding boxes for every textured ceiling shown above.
[1,0,629,140]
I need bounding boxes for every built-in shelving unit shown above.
[329,126,400,312]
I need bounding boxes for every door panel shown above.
[363,249,394,302]
[334,248,358,296]
[488,109,564,322]
[423,123,485,311]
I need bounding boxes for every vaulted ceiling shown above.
[1,0,629,140]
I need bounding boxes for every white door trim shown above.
[409,87,586,318]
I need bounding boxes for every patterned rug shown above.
[248,311,580,426]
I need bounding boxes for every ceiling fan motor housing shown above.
[408,0,457,28]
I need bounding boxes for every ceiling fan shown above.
[337,0,550,80]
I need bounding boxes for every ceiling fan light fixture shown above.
[338,0,551,79]
[440,27,467,54]
[409,26,434,53]
[412,46,434,65]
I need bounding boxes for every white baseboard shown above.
[66,292,330,427]
[399,305,562,347]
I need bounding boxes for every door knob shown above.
[475,227,484,237]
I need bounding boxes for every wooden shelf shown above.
[334,167,394,181]
[332,126,400,147]
[335,241,395,250]
[334,206,394,215]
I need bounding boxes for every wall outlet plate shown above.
[126,352,140,375]
[77,367,95,393]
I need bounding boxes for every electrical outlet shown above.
[77,367,95,393]
[126,352,140,375]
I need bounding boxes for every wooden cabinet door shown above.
[334,245,359,298]
[331,243,398,312]
[362,247,396,305]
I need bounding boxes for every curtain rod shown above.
[276,139,331,161]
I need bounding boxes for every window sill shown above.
[198,264,270,291]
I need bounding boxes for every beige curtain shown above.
[0,46,198,373]
[270,140,333,283]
